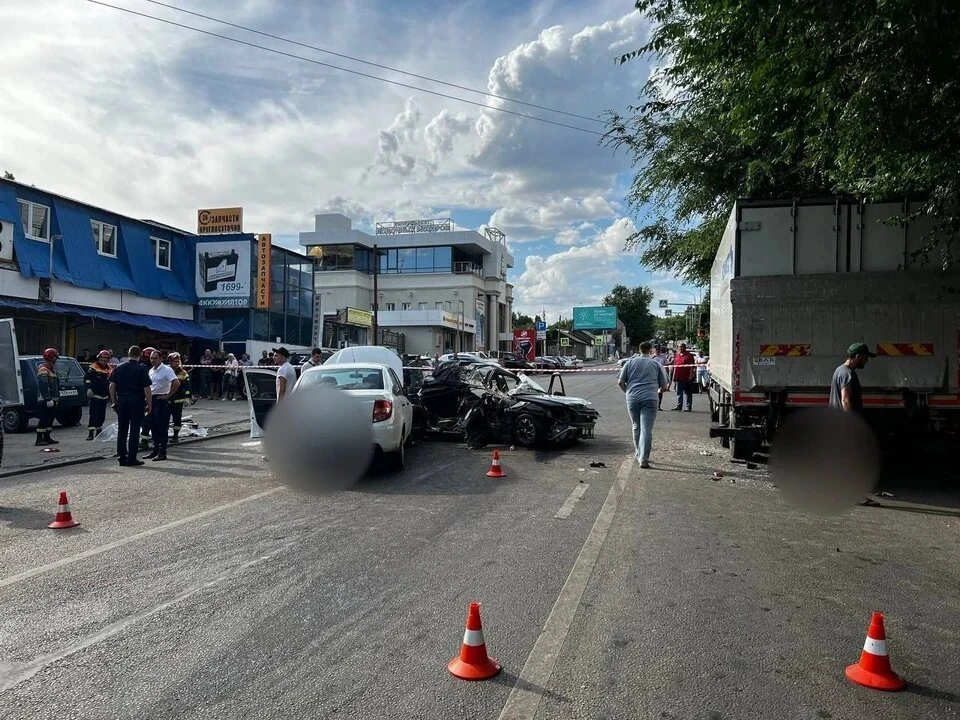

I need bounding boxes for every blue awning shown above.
[0,298,217,339]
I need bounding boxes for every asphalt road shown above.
[0,372,957,719]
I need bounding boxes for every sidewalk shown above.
[0,399,250,477]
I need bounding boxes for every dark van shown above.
[1,356,88,433]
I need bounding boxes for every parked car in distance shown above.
[1,356,88,433]
[294,362,413,471]
[500,355,535,371]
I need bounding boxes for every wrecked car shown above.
[413,361,599,449]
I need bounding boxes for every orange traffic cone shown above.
[48,491,80,530]
[845,612,906,691]
[448,602,501,681]
[486,450,506,478]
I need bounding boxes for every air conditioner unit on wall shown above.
[0,219,14,262]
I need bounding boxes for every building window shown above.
[90,220,117,257]
[150,237,172,270]
[385,303,395,311]
[419,302,428,310]
[18,200,50,241]
[436,302,444,310]
[402,302,412,311]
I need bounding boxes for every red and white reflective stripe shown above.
[733,392,767,404]
[57,503,70,513]
[462,629,486,647]
[863,636,888,656]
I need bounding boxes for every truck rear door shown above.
[0,318,23,408]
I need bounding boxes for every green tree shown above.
[512,312,534,328]
[605,0,960,286]
[602,284,655,345]
[655,314,687,342]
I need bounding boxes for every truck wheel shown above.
[1,407,28,433]
[56,407,83,427]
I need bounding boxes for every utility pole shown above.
[371,243,379,346]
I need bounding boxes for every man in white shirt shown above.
[273,347,297,403]
[301,347,324,372]
[145,350,180,462]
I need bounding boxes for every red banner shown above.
[513,329,536,362]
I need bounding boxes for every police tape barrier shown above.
[81,362,708,373]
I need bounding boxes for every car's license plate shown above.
[60,389,78,397]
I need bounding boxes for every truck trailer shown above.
[707,197,960,459]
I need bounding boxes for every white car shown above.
[294,362,414,471]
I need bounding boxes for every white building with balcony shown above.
[299,214,514,355]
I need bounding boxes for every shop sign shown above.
[255,234,271,309]
[346,307,373,327]
[195,239,252,308]
[513,329,536,362]
[197,207,243,235]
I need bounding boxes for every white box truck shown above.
[707,197,960,459]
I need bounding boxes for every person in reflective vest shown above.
[36,348,61,446]
[85,350,113,440]
[168,353,192,443]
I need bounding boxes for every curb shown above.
[0,426,250,480]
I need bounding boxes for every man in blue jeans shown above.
[619,341,670,468]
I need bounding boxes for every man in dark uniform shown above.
[84,350,113,440]
[35,348,61,446]
[109,345,152,467]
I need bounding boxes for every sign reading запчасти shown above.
[197,207,243,235]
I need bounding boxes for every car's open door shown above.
[0,319,23,409]
[242,368,277,438]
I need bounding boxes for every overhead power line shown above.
[139,0,606,126]
[84,0,605,137]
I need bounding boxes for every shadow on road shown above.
[489,669,569,703]
[905,680,960,705]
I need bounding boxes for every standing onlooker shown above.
[829,342,875,413]
[651,346,670,410]
[273,347,296,403]
[301,347,324,372]
[84,350,112,440]
[168,352,192,443]
[671,343,696,412]
[145,350,179,462]
[211,350,226,400]
[35,348,61,446]
[695,350,710,390]
[109,346,152,467]
[107,349,120,368]
[199,349,214,399]
[238,353,253,400]
[257,350,272,367]
[222,353,240,401]
[829,342,879,505]
[618,342,670,468]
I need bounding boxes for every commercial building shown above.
[195,234,316,359]
[0,178,215,356]
[299,214,515,356]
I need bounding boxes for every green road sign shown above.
[594,337,603,346]
[560,337,571,347]
[573,306,617,330]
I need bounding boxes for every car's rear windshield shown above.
[300,367,384,390]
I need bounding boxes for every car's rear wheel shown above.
[513,414,540,447]
[387,427,406,472]
[1,407,28,433]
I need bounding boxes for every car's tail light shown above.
[373,399,393,423]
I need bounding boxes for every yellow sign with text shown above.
[255,234,271,309]
[346,308,373,327]
[197,207,243,235]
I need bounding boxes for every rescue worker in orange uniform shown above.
[84,349,113,440]
[36,348,61,446]
[168,353,192,443]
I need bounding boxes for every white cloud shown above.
[512,217,637,316]
[424,110,473,166]
[489,195,618,240]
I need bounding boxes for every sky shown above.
[0,0,703,320]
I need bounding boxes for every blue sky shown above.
[0,0,700,318]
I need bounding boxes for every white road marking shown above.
[0,487,285,590]
[499,455,633,720]
[554,484,589,519]
[241,440,262,446]
[0,540,294,692]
